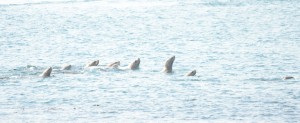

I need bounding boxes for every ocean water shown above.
[0,0,300,122]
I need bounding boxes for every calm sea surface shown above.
[0,0,300,122]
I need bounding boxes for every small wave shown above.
[0,0,101,6]
[245,77,282,82]
[0,77,10,80]
[0,0,176,8]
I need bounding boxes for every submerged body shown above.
[283,76,294,80]
[107,61,120,69]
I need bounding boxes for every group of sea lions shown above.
[39,56,295,80]
[40,56,197,78]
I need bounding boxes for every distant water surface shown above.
[0,0,300,122]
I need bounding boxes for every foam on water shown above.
[0,0,300,122]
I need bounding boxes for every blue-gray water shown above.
[1,0,300,122]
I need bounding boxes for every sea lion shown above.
[40,67,52,78]
[283,76,294,80]
[107,61,120,69]
[61,64,72,70]
[186,70,196,76]
[162,56,175,73]
[128,58,140,70]
[85,60,99,68]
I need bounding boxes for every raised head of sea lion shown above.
[186,70,196,76]
[40,67,52,78]
[85,60,99,68]
[61,64,72,70]
[162,56,175,73]
[128,58,140,70]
